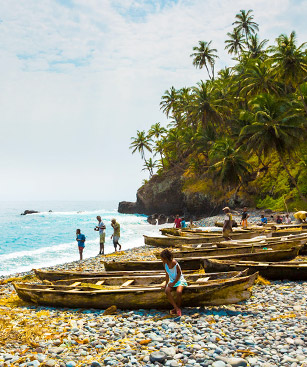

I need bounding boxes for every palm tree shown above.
[130,130,152,161]
[209,138,251,188]
[239,93,307,202]
[240,60,282,97]
[225,28,245,56]
[190,80,222,130]
[142,158,157,177]
[190,41,219,80]
[247,34,268,59]
[233,9,259,46]
[148,123,167,140]
[269,31,307,113]
[160,87,178,118]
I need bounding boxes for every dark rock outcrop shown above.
[21,210,39,215]
[119,168,225,216]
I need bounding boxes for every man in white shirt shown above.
[94,216,106,255]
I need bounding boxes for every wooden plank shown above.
[95,280,105,285]
[196,277,210,283]
[120,279,134,287]
[69,282,81,287]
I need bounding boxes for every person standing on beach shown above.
[76,229,86,260]
[111,218,121,252]
[222,207,233,240]
[174,214,182,229]
[241,207,249,229]
[94,216,106,255]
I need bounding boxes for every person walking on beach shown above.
[241,207,249,229]
[94,216,106,255]
[160,249,187,317]
[111,218,121,252]
[174,214,182,229]
[222,207,233,240]
[284,214,291,224]
[181,217,187,228]
[76,229,86,260]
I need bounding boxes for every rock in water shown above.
[21,210,39,215]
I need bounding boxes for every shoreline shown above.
[1,243,307,366]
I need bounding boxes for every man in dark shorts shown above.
[111,218,121,252]
[241,207,249,229]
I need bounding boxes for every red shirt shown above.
[174,218,182,228]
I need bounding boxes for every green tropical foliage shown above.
[131,9,307,210]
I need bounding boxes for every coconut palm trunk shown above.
[277,151,307,203]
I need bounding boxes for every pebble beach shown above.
[1,234,307,367]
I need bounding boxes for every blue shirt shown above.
[261,217,268,224]
[181,220,186,228]
[77,233,86,247]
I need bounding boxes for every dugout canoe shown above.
[103,247,300,271]
[159,241,301,259]
[13,272,258,309]
[42,270,248,287]
[203,259,307,280]
[34,269,166,282]
[144,231,265,247]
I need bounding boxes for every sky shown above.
[0,0,307,202]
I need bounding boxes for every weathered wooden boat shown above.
[160,241,301,258]
[103,247,300,271]
[34,269,165,282]
[203,259,307,280]
[144,231,268,247]
[44,270,248,287]
[13,272,258,309]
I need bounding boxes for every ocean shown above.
[0,201,162,276]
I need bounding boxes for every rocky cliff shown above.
[118,169,224,217]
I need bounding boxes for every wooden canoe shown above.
[203,259,307,280]
[42,270,248,287]
[13,272,258,309]
[144,231,267,247]
[34,269,166,282]
[160,241,301,259]
[103,247,300,271]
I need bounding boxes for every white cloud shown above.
[0,0,306,200]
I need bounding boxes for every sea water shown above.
[0,201,163,276]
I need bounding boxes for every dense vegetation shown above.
[130,10,307,211]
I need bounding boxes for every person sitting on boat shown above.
[188,218,196,228]
[284,214,291,224]
[160,249,187,317]
[222,207,233,240]
[181,217,187,228]
[174,214,182,229]
[240,207,249,229]
[76,229,86,260]
[276,215,283,224]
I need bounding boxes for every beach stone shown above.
[45,360,56,367]
[160,347,176,357]
[212,361,226,367]
[226,358,247,366]
[166,361,179,367]
[150,352,166,363]
[27,361,40,367]
[49,347,64,354]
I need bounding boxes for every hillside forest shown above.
[130,10,307,211]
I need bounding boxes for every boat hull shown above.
[203,259,307,281]
[104,247,300,271]
[13,273,258,309]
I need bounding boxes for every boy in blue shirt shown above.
[76,229,86,260]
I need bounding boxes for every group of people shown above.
[174,214,195,229]
[76,216,121,260]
